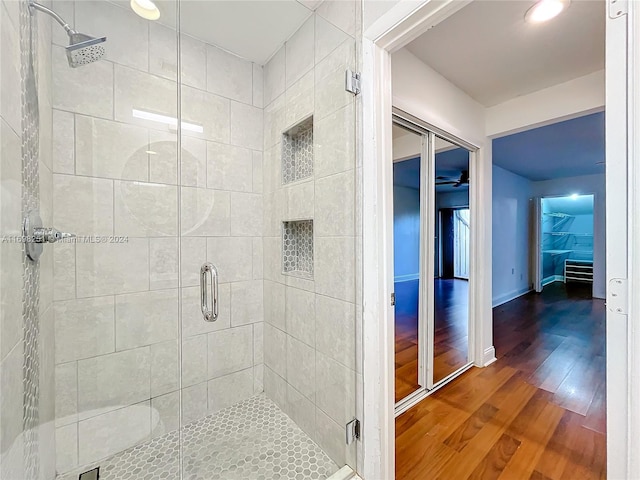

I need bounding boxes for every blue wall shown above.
[393,185,421,281]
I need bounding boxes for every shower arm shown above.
[28,1,76,35]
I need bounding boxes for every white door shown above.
[531,197,543,293]
[453,209,470,279]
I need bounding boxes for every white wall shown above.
[492,166,533,306]
[532,174,606,298]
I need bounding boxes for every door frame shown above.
[360,1,637,479]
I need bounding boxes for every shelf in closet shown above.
[543,232,593,236]
[542,249,573,255]
[564,259,594,283]
[544,212,574,218]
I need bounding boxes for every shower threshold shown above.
[57,394,339,480]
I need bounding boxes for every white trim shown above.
[327,466,356,480]
[605,3,630,479]
[483,347,497,367]
[492,287,533,308]
[626,2,640,477]
[423,131,435,390]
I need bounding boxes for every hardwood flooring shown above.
[395,279,469,402]
[396,282,606,480]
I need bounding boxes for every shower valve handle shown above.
[32,227,75,243]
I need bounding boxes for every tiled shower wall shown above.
[262,4,359,468]
[1,0,55,478]
[50,0,264,474]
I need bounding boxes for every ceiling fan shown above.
[436,170,469,188]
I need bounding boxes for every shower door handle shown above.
[200,263,218,322]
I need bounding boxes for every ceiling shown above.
[492,111,605,181]
[155,0,315,64]
[543,195,594,216]
[394,147,469,193]
[405,0,605,107]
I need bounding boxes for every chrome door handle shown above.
[200,263,218,322]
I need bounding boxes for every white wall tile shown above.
[206,237,253,282]
[181,284,230,338]
[114,64,177,127]
[180,187,230,236]
[182,334,207,387]
[55,362,78,427]
[115,289,178,350]
[75,0,149,70]
[252,64,264,108]
[77,347,150,419]
[315,351,355,425]
[264,281,286,330]
[230,101,263,151]
[316,296,355,369]
[252,150,263,193]
[150,340,179,397]
[0,242,22,360]
[52,109,74,174]
[286,180,314,219]
[231,280,264,326]
[285,70,314,127]
[54,296,115,364]
[231,192,263,236]
[149,237,179,290]
[78,401,151,465]
[207,368,254,413]
[315,171,354,236]
[316,0,357,37]
[253,323,264,365]
[149,25,206,90]
[263,236,285,284]
[182,86,230,143]
[286,336,315,400]
[206,44,253,104]
[55,423,78,474]
[1,343,24,474]
[181,382,208,425]
[148,130,178,185]
[286,17,314,88]
[264,324,286,378]
[287,384,315,438]
[314,40,355,121]
[286,287,315,347]
[315,237,355,302]
[53,174,113,236]
[254,364,264,393]
[181,136,207,188]
[180,236,206,287]
[314,103,355,178]
[263,95,286,150]
[114,181,178,237]
[0,8,21,132]
[53,45,114,119]
[207,325,253,379]
[315,14,350,64]
[206,141,253,192]
[263,366,287,413]
[315,408,345,466]
[151,391,180,439]
[75,115,149,182]
[264,46,285,106]
[76,239,149,297]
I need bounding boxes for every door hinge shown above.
[346,418,360,444]
[609,0,627,18]
[607,278,628,314]
[345,69,361,95]
[391,292,396,306]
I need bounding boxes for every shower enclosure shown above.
[0,0,362,478]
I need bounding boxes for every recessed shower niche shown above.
[282,220,314,278]
[282,116,314,184]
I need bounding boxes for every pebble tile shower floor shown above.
[57,394,338,480]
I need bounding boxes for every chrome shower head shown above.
[66,32,107,68]
[29,1,107,68]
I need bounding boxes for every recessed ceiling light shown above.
[525,0,570,24]
[130,0,160,20]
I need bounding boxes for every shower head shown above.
[66,32,107,68]
[29,1,107,68]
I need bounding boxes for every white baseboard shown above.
[393,273,419,282]
[492,287,532,308]
[483,346,497,366]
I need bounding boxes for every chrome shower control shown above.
[32,226,75,244]
[23,209,75,262]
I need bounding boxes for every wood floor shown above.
[396,282,606,480]
[395,279,469,402]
